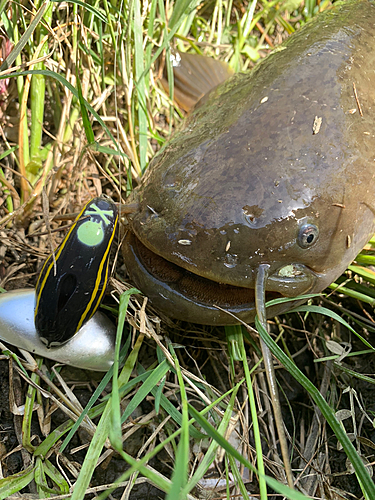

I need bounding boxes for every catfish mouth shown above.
[123,231,312,325]
[131,232,280,307]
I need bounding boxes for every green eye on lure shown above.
[35,197,118,347]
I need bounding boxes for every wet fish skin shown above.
[123,0,375,325]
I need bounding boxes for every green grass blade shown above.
[227,453,251,500]
[137,362,207,439]
[111,449,172,496]
[35,419,76,457]
[0,146,18,161]
[228,325,267,500]
[58,339,130,454]
[290,304,375,350]
[96,384,242,499]
[154,388,206,440]
[29,1,52,177]
[265,293,322,308]
[188,404,308,500]
[334,363,375,386]
[0,464,36,499]
[51,0,107,23]
[355,254,375,265]
[71,333,145,500]
[144,0,158,87]
[0,0,8,17]
[166,344,189,500]
[133,0,148,172]
[43,459,70,493]
[70,403,113,500]
[120,359,170,424]
[21,364,40,453]
[349,263,375,283]
[0,1,47,71]
[35,457,52,495]
[1,69,125,155]
[76,66,95,144]
[169,0,200,30]
[111,289,141,449]
[154,373,166,414]
[254,315,375,500]
[181,380,242,496]
[329,282,375,306]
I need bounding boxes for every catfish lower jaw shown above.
[122,231,313,325]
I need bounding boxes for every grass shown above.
[1,0,375,499]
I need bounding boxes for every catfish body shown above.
[123,0,375,324]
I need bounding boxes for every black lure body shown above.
[35,197,118,347]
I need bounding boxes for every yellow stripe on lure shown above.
[35,197,118,347]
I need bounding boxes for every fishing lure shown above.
[35,197,118,347]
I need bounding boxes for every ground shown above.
[1,1,375,498]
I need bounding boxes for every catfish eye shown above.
[298,224,319,248]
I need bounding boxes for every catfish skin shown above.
[124,0,375,324]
